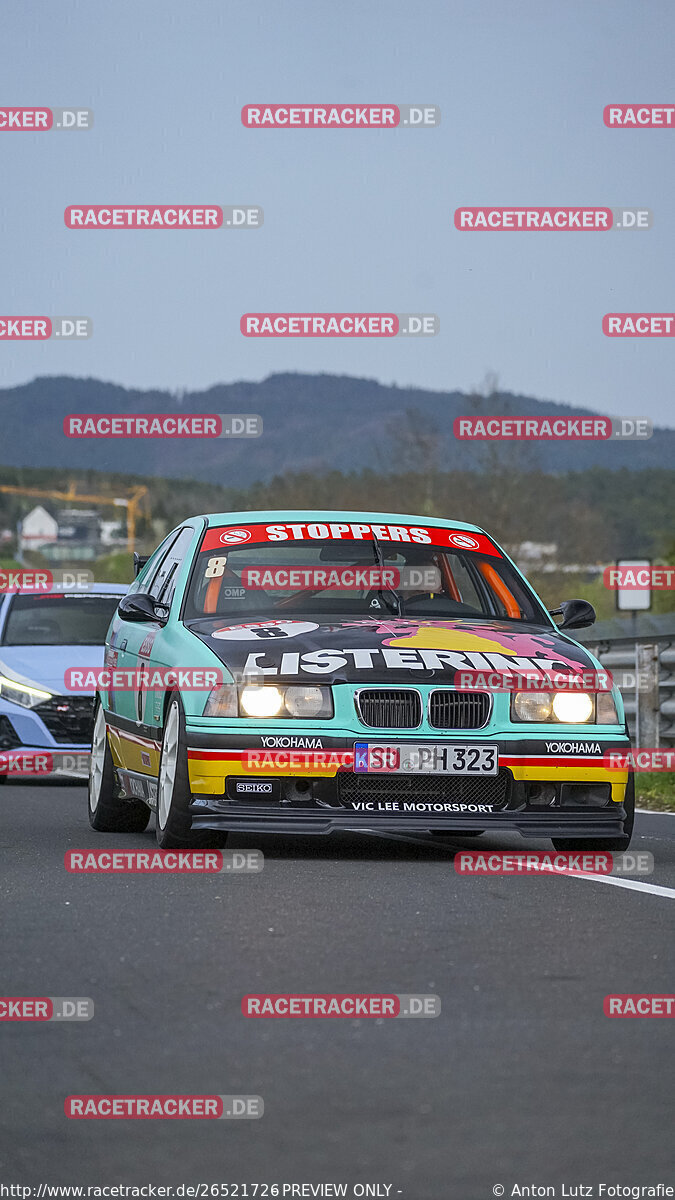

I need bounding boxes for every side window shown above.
[130,532,179,595]
[446,553,484,610]
[151,528,195,608]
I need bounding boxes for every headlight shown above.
[512,690,595,723]
[204,682,333,719]
[240,685,285,718]
[512,692,553,722]
[596,691,620,724]
[551,692,594,723]
[240,684,333,719]
[0,673,52,709]
[284,686,332,718]
[202,684,238,717]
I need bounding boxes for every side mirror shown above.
[133,552,150,578]
[117,592,166,624]
[549,598,596,631]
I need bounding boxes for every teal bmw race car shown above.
[88,510,634,849]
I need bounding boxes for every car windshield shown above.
[1,594,121,646]
[183,538,549,624]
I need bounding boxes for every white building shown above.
[18,505,58,554]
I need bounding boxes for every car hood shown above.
[0,644,105,695]
[187,616,597,685]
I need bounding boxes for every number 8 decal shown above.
[205,555,228,578]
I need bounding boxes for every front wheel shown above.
[552,775,635,852]
[88,704,150,833]
[156,695,227,848]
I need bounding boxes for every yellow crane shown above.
[0,482,150,555]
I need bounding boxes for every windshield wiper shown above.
[371,531,405,617]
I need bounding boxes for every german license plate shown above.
[353,743,499,775]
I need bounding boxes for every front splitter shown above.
[188,805,629,839]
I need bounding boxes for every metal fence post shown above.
[636,643,660,748]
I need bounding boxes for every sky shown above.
[1,0,674,424]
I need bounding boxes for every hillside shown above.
[1,372,673,485]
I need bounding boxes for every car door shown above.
[107,531,182,771]
[135,526,197,741]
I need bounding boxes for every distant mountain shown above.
[0,372,672,485]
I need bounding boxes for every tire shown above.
[155,694,228,849]
[551,774,635,852]
[88,703,150,833]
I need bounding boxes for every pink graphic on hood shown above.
[320,618,589,672]
[384,619,589,673]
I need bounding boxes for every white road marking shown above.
[553,871,675,900]
[357,831,675,899]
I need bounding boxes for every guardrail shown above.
[580,634,675,747]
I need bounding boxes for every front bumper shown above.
[0,695,95,780]
[184,725,632,839]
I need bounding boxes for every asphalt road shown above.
[2,783,675,1198]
